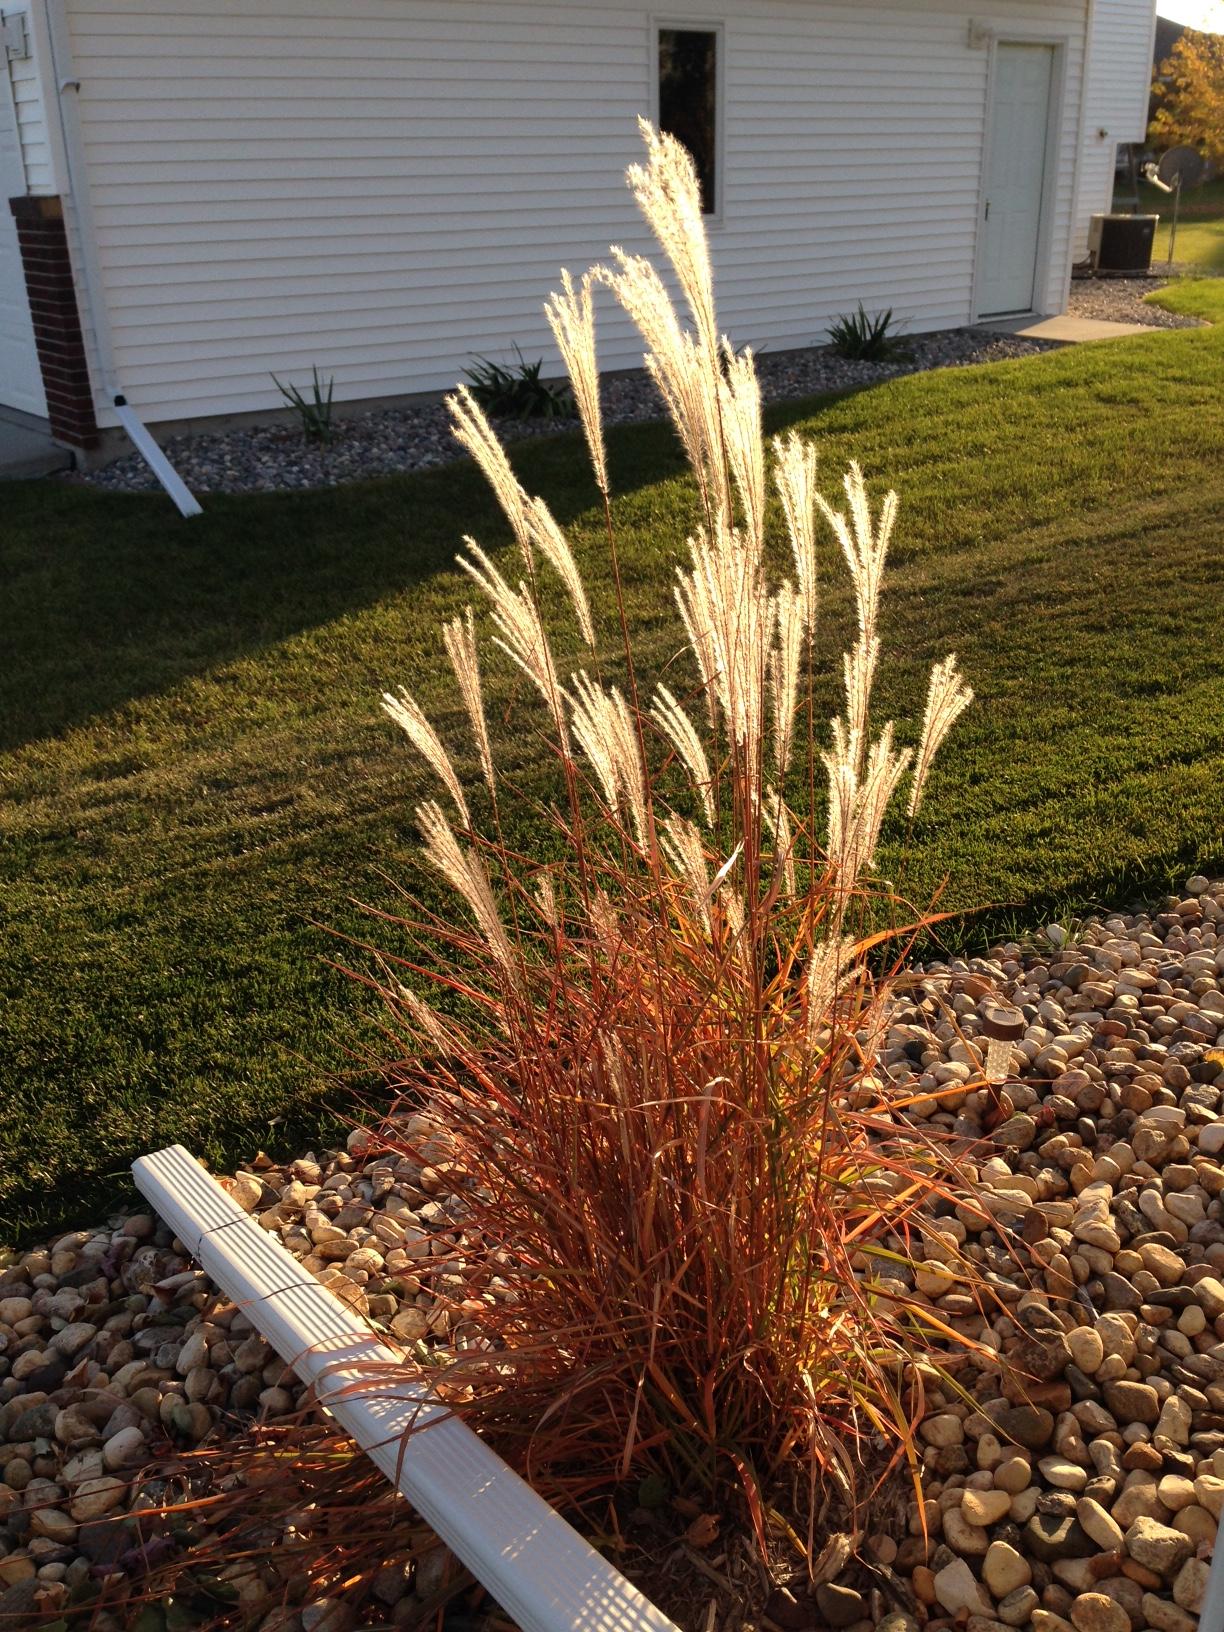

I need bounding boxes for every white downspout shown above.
[41,0,118,399]
[132,1144,681,1632]
[40,0,201,515]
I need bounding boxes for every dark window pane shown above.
[658,28,717,213]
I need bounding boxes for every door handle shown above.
[985,200,991,220]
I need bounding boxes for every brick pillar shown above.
[8,195,100,450]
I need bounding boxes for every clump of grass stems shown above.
[104,122,993,1631]
[366,118,983,1554]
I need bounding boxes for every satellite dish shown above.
[1158,146,1208,190]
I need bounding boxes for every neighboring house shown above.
[1,0,1156,457]
[1075,0,1159,254]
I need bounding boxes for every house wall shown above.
[7,4,55,194]
[1076,0,1157,253]
[59,0,1091,430]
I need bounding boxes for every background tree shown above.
[1150,30,1224,170]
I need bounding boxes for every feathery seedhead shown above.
[805,934,860,1044]
[381,687,471,827]
[442,606,496,800]
[569,671,649,847]
[457,537,567,743]
[626,119,718,359]
[415,799,516,979]
[908,653,974,819]
[773,432,820,631]
[448,384,533,568]
[719,343,765,554]
[650,684,715,826]
[770,581,804,780]
[524,494,596,648]
[674,517,773,788]
[821,719,911,912]
[545,269,608,497]
[599,250,729,523]
[660,813,713,934]
[817,461,897,648]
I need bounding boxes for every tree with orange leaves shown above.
[1150,31,1224,170]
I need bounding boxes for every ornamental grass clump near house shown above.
[365,120,983,1573]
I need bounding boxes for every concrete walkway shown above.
[0,410,71,480]
[980,313,1160,343]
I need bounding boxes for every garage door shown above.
[0,63,47,417]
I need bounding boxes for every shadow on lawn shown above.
[0,393,850,756]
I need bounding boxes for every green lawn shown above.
[1146,272,1224,321]
[1121,176,1224,273]
[5,312,1224,1243]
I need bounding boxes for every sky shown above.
[1157,0,1224,30]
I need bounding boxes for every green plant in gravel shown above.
[4,260,1224,1244]
[463,344,573,420]
[272,366,336,445]
[827,303,908,362]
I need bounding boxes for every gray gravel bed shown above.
[1068,272,1209,328]
[76,325,1057,499]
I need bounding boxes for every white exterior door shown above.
[0,64,47,417]
[977,43,1055,318]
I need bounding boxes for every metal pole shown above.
[1168,174,1181,270]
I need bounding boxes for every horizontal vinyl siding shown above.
[7,4,54,193]
[1076,0,1156,250]
[64,0,1088,426]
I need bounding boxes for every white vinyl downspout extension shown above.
[132,1145,681,1632]
[111,396,202,518]
[41,1,201,516]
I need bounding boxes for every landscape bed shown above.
[1,880,1222,1631]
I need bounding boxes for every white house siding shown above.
[7,5,55,194]
[61,0,1089,429]
[1076,0,1157,253]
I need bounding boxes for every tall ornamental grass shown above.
[368,121,979,1546]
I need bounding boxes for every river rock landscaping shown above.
[73,326,1057,499]
[2,874,1222,1631]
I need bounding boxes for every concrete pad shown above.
[979,314,1160,343]
[0,411,71,480]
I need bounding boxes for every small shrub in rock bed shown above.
[462,345,572,421]
[827,303,909,362]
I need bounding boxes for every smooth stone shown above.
[1040,1457,1089,1492]
[963,1488,1012,1527]
[68,1475,126,1522]
[983,1539,1031,1598]
[1103,1379,1160,1426]
[1068,1592,1130,1632]
[1076,1496,1124,1551]
[1066,1329,1104,1375]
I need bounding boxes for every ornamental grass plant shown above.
[363,122,982,1563]
[103,124,993,1630]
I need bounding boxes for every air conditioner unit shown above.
[1087,213,1158,273]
